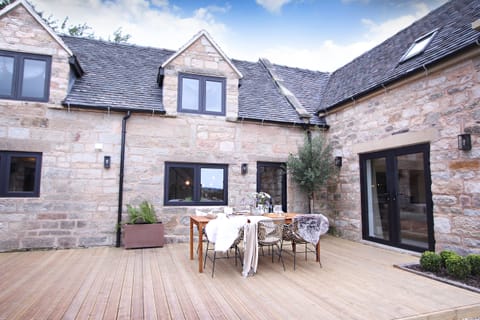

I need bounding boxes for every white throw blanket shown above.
[241,216,270,277]
[204,215,270,277]
[205,216,247,252]
[242,221,258,277]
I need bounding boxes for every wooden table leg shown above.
[190,217,194,260]
[198,224,204,273]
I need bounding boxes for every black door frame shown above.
[359,143,435,252]
[257,162,287,212]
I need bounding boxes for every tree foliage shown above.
[59,17,95,38]
[109,27,131,44]
[1,0,130,43]
[287,133,334,213]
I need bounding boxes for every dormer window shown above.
[399,30,437,63]
[0,50,51,102]
[178,73,226,116]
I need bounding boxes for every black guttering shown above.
[116,111,132,247]
[237,116,329,130]
[62,102,166,114]
[318,40,480,115]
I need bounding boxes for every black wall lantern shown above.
[104,155,111,169]
[241,163,248,175]
[458,133,472,151]
[334,156,342,168]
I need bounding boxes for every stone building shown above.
[0,0,479,254]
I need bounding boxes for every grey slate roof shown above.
[319,0,480,112]
[62,36,174,113]
[62,36,329,125]
[61,0,478,126]
[233,59,328,126]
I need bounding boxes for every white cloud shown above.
[28,0,448,72]
[30,0,230,51]
[255,0,292,14]
[255,1,441,71]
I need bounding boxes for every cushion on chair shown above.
[258,219,283,245]
[293,214,329,245]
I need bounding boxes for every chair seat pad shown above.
[293,214,329,245]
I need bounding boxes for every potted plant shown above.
[286,133,335,213]
[123,200,164,249]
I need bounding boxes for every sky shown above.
[29,0,448,72]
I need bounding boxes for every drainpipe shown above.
[116,111,132,247]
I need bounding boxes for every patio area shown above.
[0,235,479,320]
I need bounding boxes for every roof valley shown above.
[259,58,312,122]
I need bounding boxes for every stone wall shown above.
[326,51,480,253]
[162,34,240,118]
[0,5,312,252]
[121,116,308,243]
[0,5,71,105]
[0,105,308,250]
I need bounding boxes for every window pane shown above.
[0,55,14,96]
[205,80,222,112]
[200,168,224,202]
[8,156,37,192]
[181,78,199,110]
[168,167,194,202]
[21,59,46,99]
[401,31,436,62]
[366,158,390,240]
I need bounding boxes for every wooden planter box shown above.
[123,223,165,249]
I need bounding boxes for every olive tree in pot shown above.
[286,133,335,213]
[123,200,164,249]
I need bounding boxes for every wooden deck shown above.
[0,236,479,320]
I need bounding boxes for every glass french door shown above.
[257,162,287,212]
[360,144,434,252]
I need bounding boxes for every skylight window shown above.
[400,29,437,63]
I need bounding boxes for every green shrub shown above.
[440,250,458,268]
[420,251,441,272]
[466,254,480,276]
[445,255,471,279]
[126,200,157,224]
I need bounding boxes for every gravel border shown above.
[395,263,480,294]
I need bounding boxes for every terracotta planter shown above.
[123,223,165,249]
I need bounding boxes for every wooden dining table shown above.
[189,213,321,273]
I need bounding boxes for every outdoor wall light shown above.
[241,163,248,175]
[458,133,472,151]
[104,155,111,169]
[334,156,342,168]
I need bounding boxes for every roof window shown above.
[399,29,437,63]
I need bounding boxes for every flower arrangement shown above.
[240,192,271,214]
[254,192,271,206]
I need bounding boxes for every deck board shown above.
[0,236,479,320]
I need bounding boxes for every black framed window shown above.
[0,50,51,102]
[0,151,42,197]
[178,73,226,115]
[164,162,228,206]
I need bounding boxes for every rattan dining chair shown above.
[204,226,244,277]
[257,218,286,271]
[282,214,329,270]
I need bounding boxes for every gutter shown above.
[236,116,329,130]
[61,102,166,115]
[116,111,132,247]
